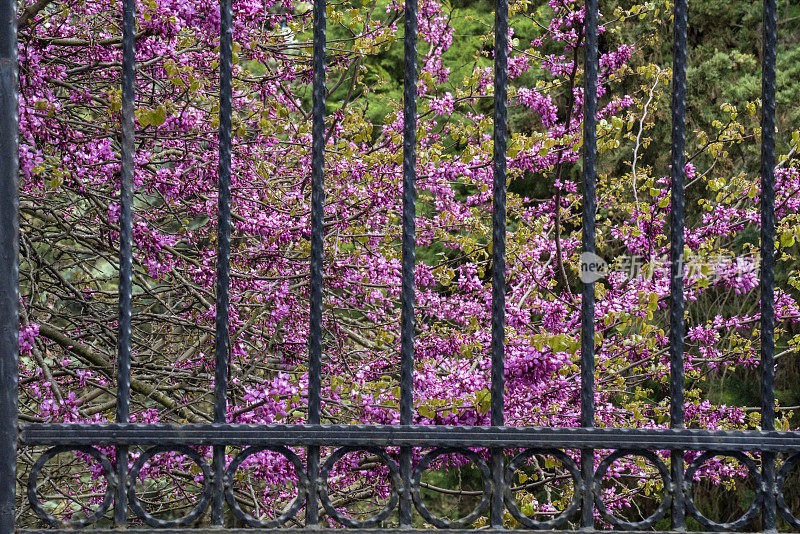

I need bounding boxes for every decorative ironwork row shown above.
[18,443,800,531]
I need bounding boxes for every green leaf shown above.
[149,105,167,126]
[521,503,536,516]
[418,405,435,419]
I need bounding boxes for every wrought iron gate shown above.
[0,0,796,529]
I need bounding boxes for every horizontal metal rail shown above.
[21,423,800,451]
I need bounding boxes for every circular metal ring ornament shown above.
[224,445,308,527]
[411,447,491,528]
[319,446,401,528]
[128,444,213,528]
[28,445,117,528]
[776,453,800,530]
[593,449,672,530]
[503,448,582,529]
[684,450,764,531]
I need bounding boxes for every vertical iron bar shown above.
[490,0,508,526]
[760,0,777,529]
[307,0,326,524]
[581,0,598,527]
[115,0,136,524]
[0,0,18,528]
[213,0,234,524]
[399,0,418,525]
[668,0,687,528]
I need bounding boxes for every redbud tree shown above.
[15,0,800,526]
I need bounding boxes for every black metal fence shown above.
[0,0,795,529]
